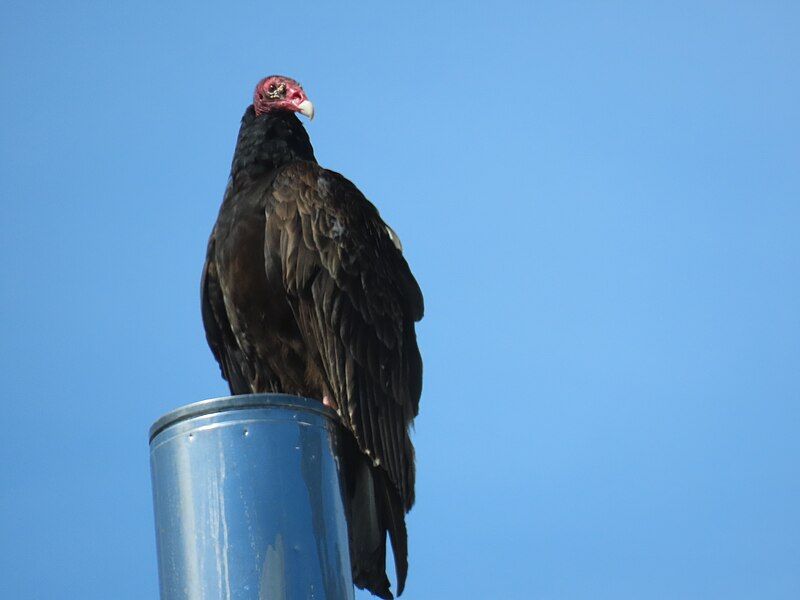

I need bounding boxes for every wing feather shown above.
[201,235,251,394]
[266,161,422,508]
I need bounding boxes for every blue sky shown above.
[1,2,799,598]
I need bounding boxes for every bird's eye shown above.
[265,82,286,99]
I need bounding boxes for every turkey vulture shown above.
[201,75,423,599]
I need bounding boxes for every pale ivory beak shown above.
[297,99,315,120]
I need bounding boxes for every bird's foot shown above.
[322,394,339,411]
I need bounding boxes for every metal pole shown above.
[149,394,355,600]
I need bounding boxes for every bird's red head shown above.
[253,75,314,120]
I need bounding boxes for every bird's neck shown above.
[230,107,316,182]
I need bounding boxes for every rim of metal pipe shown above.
[149,393,337,443]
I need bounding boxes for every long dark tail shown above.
[342,434,408,599]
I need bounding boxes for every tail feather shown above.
[343,436,408,598]
[383,476,408,596]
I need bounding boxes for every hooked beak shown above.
[297,99,315,120]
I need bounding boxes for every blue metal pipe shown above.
[149,394,354,600]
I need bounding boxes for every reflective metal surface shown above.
[149,394,354,600]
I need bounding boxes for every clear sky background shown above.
[1,2,799,599]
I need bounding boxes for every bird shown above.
[200,75,423,599]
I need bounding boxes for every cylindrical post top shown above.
[149,393,338,443]
[149,393,353,600]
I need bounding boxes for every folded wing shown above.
[265,161,424,511]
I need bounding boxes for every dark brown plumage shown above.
[201,77,423,598]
